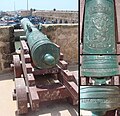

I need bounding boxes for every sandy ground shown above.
[0,66,78,116]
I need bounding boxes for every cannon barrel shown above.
[81,0,119,78]
[21,18,60,69]
[80,86,120,116]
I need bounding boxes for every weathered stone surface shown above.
[2,61,11,69]
[42,24,78,64]
[0,26,15,71]
[0,55,2,70]
[0,26,14,42]
[0,60,11,70]
[0,42,14,54]
[2,54,12,61]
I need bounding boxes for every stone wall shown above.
[20,11,31,17]
[18,10,78,23]
[33,10,78,23]
[41,24,78,64]
[0,26,14,71]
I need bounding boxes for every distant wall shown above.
[20,11,31,17]
[19,10,78,23]
[33,10,78,23]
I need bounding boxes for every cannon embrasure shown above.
[12,18,78,114]
[81,0,119,85]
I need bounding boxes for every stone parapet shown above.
[0,26,14,71]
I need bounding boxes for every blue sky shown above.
[0,0,78,11]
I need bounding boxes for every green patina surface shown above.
[81,0,120,115]
[81,0,119,77]
[83,0,115,54]
[21,18,60,69]
[80,86,120,116]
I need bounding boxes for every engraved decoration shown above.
[83,1,115,54]
[81,0,119,77]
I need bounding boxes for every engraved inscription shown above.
[89,4,111,15]
[81,98,120,104]
[84,3,114,50]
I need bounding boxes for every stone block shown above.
[0,42,15,54]
[0,26,14,42]
[2,53,12,61]
[1,59,11,70]
[3,61,10,69]
[14,29,25,37]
